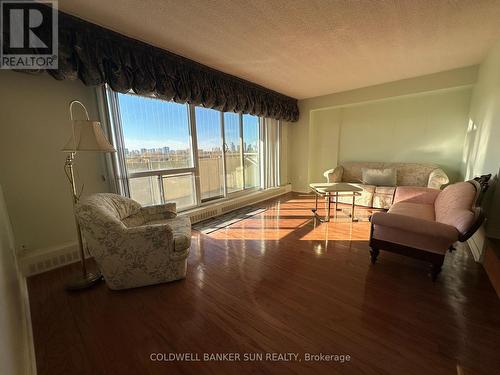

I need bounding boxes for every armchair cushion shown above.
[123,202,177,227]
[387,202,435,221]
[393,186,441,205]
[373,186,396,209]
[140,202,177,219]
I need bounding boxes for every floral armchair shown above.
[76,193,191,290]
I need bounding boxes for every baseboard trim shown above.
[467,225,487,263]
[18,241,92,277]
[18,185,292,277]
[19,275,37,375]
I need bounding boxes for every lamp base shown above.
[65,271,103,291]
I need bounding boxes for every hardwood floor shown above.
[27,193,500,375]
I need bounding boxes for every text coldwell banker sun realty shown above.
[150,352,351,363]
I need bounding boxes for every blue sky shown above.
[118,93,259,151]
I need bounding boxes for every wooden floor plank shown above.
[27,193,500,375]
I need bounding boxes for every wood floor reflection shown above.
[27,193,500,375]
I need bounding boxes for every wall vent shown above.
[21,243,86,277]
[188,209,219,224]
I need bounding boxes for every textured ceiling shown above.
[59,0,500,99]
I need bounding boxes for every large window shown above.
[109,90,264,210]
[116,93,197,209]
[195,107,224,201]
[243,114,260,189]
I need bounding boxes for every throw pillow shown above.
[361,168,397,186]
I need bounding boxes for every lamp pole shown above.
[64,101,109,291]
[66,152,87,277]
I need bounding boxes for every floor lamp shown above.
[62,100,116,290]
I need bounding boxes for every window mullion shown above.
[106,87,131,197]
[188,104,201,206]
[239,113,245,190]
[220,112,228,198]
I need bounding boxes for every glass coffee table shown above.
[309,182,363,222]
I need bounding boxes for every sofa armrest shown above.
[427,168,449,189]
[323,166,343,182]
[393,186,441,205]
[371,212,458,240]
[140,202,177,220]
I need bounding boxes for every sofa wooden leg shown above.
[370,248,379,264]
[430,262,443,281]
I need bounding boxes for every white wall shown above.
[0,185,33,375]
[463,41,500,180]
[279,121,291,185]
[289,66,478,192]
[0,71,111,255]
[462,40,500,240]
[307,88,472,183]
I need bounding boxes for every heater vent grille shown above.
[28,249,80,276]
[189,209,219,224]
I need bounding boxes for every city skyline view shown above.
[117,93,259,153]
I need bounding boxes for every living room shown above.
[1,1,499,374]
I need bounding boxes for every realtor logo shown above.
[1,0,58,69]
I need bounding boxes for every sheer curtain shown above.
[260,118,281,189]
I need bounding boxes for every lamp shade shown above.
[62,120,116,152]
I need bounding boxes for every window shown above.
[242,114,260,189]
[108,90,266,211]
[195,107,224,201]
[116,93,197,209]
[118,94,193,172]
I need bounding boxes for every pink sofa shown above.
[369,176,490,280]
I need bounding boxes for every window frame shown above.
[105,86,262,211]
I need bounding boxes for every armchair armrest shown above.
[371,212,458,241]
[122,223,175,260]
[139,202,177,220]
[124,223,174,242]
[427,168,449,189]
[323,166,343,182]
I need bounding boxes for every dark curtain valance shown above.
[39,7,299,122]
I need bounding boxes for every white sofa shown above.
[323,162,449,209]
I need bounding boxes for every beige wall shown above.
[462,40,500,239]
[463,40,500,179]
[0,185,31,375]
[289,66,478,192]
[0,71,110,254]
[307,88,472,183]
[280,121,290,185]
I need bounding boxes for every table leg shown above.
[326,193,331,222]
[335,192,339,212]
[351,194,355,222]
[313,192,318,212]
[351,194,358,222]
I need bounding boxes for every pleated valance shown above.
[38,7,299,122]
